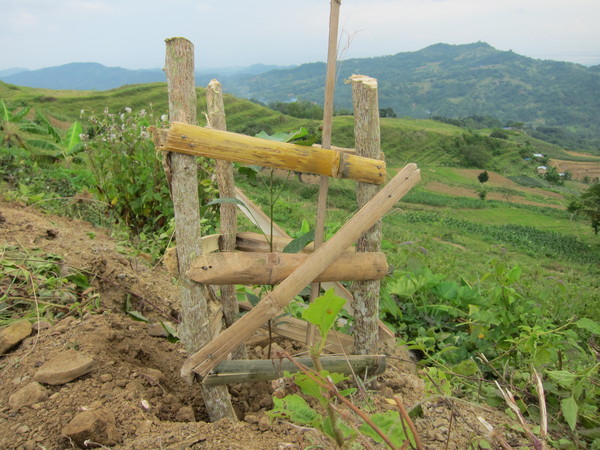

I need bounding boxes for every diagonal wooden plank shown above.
[181,163,420,378]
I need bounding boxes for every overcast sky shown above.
[2,0,599,71]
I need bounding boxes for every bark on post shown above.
[164,37,235,421]
[206,79,247,359]
[350,74,382,355]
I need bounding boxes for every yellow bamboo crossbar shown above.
[160,122,386,185]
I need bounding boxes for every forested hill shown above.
[213,42,600,149]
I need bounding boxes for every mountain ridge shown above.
[2,42,599,148]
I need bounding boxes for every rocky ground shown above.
[0,200,528,449]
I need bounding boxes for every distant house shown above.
[533,153,544,159]
[537,166,547,174]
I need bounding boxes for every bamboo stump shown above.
[351,74,383,355]
[164,37,235,421]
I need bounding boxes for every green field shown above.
[2,80,599,446]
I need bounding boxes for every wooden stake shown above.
[202,355,386,386]
[164,37,235,421]
[206,79,246,359]
[187,251,388,285]
[351,74,382,355]
[181,163,420,378]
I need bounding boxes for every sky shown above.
[2,0,600,71]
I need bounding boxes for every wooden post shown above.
[164,37,235,421]
[181,163,420,378]
[206,79,247,359]
[350,74,382,355]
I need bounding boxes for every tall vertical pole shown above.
[164,37,236,421]
[308,0,342,346]
[351,74,382,355]
[206,79,247,360]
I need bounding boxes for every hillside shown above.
[2,43,599,150]
[218,43,600,150]
[1,78,599,447]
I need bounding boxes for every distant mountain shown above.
[1,44,599,148]
[0,62,293,91]
[220,42,600,149]
[0,63,165,90]
[0,68,29,77]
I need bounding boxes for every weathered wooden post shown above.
[164,37,235,421]
[350,74,382,355]
[206,79,247,359]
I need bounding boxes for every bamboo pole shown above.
[164,37,235,421]
[187,251,388,285]
[206,79,247,359]
[202,355,386,386]
[351,74,382,355]
[308,0,342,348]
[160,122,386,185]
[181,163,420,378]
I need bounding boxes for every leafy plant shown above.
[268,289,418,448]
[381,258,600,446]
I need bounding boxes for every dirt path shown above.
[0,200,526,449]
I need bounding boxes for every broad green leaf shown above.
[35,110,61,142]
[359,411,411,447]
[575,318,600,335]
[127,310,149,322]
[546,370,577,388]
[12,105,31,122]
[283,230,314,253]
[431,280,458,300]
[507,265,522,283]
[452,359,479,376]
[267,395,321,427]
[302,288,346,340]
[64,121,82,152]
[256,128,309,143]
[561,396,578,430]
[0,100,9,122]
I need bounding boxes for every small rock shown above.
[175,405,196,422]
[33,350,95,385]
[61,409,119,448]
[258,416,271,432]
[135,420,153,436]
[32,321,52,332]
[0,321,32,354]
[139,367,165,385]
[98,373,113,383]
[244,414,259,424]
[379,386,394,398]
[16,425,31,434]
[9,382,49,410]
[147,322,168,338]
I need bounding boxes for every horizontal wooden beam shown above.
[160,122,386,184]
[202,355,386,386]
[181,163,420,379]
[187,251,388,285]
